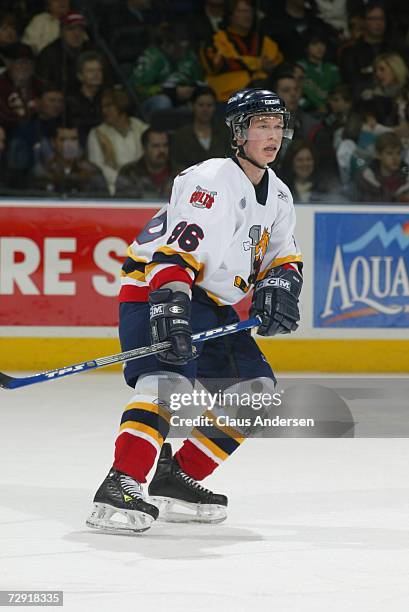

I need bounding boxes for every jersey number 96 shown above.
[167,222,204,252]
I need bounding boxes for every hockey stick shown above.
[0,316,261,390]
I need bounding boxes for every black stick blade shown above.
[0,372,15,389]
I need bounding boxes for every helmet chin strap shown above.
[237,143,268,170]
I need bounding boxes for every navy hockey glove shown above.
[149,288,194,365]
[250,265,302,336]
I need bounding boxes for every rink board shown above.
[0,336,408,373]
[0,200,408,373]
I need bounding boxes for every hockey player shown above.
[86,88,303,534]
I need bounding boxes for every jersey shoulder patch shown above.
[175,158,236,216]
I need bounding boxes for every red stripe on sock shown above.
[114,432,157,483]
[174,439,219,481]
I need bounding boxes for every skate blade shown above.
[149,496,227,524]
[86,502,155,534]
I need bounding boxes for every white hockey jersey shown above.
[119,158,302,306]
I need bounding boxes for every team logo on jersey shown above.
[235,225,271,293]
[277,190,288,201]
[189,186,217,209]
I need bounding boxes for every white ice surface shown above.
[1,373,409,612]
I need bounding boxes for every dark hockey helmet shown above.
[225,88,294,141]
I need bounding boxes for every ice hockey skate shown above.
[86,468,159,534]
[148,443,228,524]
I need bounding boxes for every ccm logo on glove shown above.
[250,265,303,337]
[257,277,291,291]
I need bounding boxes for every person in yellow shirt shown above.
[200,0,283,102]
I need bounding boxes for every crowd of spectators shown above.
[0,0,408,203]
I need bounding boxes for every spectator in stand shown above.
[128,22,203,122]
[29,122,108,196]
[115,128,174,199]
[353,131,409,202]
[279,138,340,203]
[36,11,91,92]
[0,43,41,129]
[200,0,283,102]
[339,1,398,99]
[171,86,230,171]
[264,0,338,63]
[66,51,105,145]
[0,11,19,75]
[361,52,409,131]
[98,0,161,70]
[336,99,392,194]
[22,0,70,55]
[7,84,64,184]
[271,68,320,141]
[87,87,148,195]
[297,28,341,115]
[310,83,353,181]
[337,11,363,65]
[187,0,224,49]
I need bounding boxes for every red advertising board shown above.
[0,203,159,326]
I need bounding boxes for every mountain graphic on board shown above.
[342,221,409,253]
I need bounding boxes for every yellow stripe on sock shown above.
[191,427,229,461]
[126,401,171,423]
[119,421,164,444]
[203,410,245,444]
